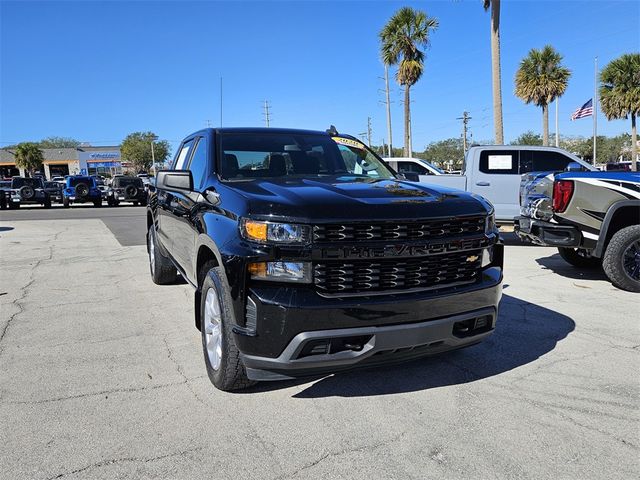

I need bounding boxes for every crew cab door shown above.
[470,149,521,221]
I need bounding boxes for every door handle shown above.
[476,181,491,186]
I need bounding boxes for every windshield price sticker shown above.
[332,136,366,150]
[488,154,513,170]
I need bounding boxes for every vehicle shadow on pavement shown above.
[276,293,576,398]
[535,254,609,282]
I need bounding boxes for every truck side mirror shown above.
[566,162,583,172]
[157,170,193,191]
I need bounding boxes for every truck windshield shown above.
[219,133,395,180]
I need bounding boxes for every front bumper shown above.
[514,216,580,247]
[237,263,503,381]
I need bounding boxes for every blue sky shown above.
[1,0,638,153]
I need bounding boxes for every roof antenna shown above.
[326,125,339,136]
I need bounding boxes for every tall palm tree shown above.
[484,0,504,144]
[380,7,438,157]
[600,53,640,171]
[13,142,44,177]
[514,45,571,146]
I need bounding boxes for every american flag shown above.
[571,99,593,120]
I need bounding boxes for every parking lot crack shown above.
[0,227,65,356]
[163,337,208,406]
[43,446,203,479]
[4,381,188,405]
[272,431,407,479]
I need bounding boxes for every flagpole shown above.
[593,57,597,164]
[555,97,559,147]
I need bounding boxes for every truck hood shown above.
[225,176,491,221]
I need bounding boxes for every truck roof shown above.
[190,127,332,137]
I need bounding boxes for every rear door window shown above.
[519,150,574,173]
[478,150,519,174]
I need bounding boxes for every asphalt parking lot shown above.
[1,207,638,480]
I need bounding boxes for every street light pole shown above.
[150,135,159,174]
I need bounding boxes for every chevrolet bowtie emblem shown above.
[466,255,479,263]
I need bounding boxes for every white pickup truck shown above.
[393,146,596,222]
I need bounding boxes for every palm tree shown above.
[14,142,44,177]
[514,45,571,146]
[484,0,504,144]
[600,53,640,171]
[380,7,438,157]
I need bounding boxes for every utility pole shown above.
[366,116,372,147]
[457,111,471,153]
[384,65,393,156]
[263,100,271,127]
[205,120,212,128]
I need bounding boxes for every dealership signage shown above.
[78,150,121,170]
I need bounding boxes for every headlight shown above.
[485,211,496,234]
[248,261,312,283]
[241,219,310,244]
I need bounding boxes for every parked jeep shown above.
[107,176,147,206]
[62,176,102,208]
[43,181,63,204]
[516,171,640,292]
[10,177,51,208]
[0,180,20,209]
[147,127,503,391]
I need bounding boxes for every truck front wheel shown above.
[200,263,254,391]
[147,225,177,285]
[557,247,601,268]
[602,225,640,293]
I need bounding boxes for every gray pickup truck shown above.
[515,171,640,292]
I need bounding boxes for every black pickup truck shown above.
[147,127,503,390]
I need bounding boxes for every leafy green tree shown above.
[599,53,640,171]
[14,142,44,177]
[422,137,464,169]
[484,0,504,144]
[120,132,170,172]
[39,136,80,148]
[515,45,571,146]
[380,7,438,157]
[511,131,543,146]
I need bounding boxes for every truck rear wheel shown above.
[200,262,254,391]
[602,225,640,293]
[557,247,601,268]
[62,197,70,208]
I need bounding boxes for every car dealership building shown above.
[0,145,124,178]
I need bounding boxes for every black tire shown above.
[557,247,601,268]
[44,197,52,209]
[200,262,254,391]
[75,183,89,198]
[94,199,102,208]
[9,202,20,209]
[133,201,139,206]
[107,198,115,207]
[602,225,640,293]
[147,225,177,285]
[20,185,35,200]
[62,196,70,208]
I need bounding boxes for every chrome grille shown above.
[313,216,485,242]
[315,251,482,295]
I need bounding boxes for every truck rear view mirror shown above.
[157,170,193,192]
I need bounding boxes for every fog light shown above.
[249,261,312,283]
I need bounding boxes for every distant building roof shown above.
[0,146,120,164]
